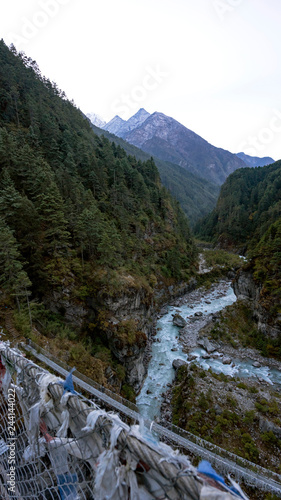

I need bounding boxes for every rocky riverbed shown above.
[136,280,237,419]
[156,280,281,476]
[137,278,281,420]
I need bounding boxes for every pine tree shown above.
[0,168,23,225]
[0,218,32,314]
[35,185,70,256]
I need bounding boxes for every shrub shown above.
[121,384,136,402]
[261,431,278,445]
[248,386,258,394]
[198,392,209,410]
[243,410,256,425]
[237,382,247,390]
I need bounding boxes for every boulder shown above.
[172,314,187,328]
[212,314,220,322]
[253,361,261,368]
[188,354,197,361]
[213,353,223,359]
[214,404,222,415]
[198,338,216,353]
[172,359,187,370]
[204,338,216,353]
[222,357,232,365]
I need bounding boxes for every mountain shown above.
[86,112,106,128]
[103,110,247,185]
[92,123,220,225]
[236,152,275,168]
[103,108,150,138]
[103,115,126,135]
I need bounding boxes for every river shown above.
[136,280,281,421]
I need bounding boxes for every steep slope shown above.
[0,40,197,393]
[195,159,281,342]
[236,152,275,168]
[113,111,247,185]
[92,124,220,225]
[195,160,281,250]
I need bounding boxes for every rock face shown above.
[233,270,281,339]
[259,417,281,439]
[45,277,154,391]
[87,285,154,392]
[232,270,259,303]
[45,278,87,328]
[45,273,199,392]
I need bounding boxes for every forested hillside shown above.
[0,40,197,391]
[195,160,281,251]
[196,160,281,332]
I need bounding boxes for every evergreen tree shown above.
[0,218,32,312]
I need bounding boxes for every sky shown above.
[1,0,281,160]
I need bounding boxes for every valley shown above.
[1,40,281,499]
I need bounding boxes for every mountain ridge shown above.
[107,108,151,138]
[236,152,275,168]
[102,109,247,185]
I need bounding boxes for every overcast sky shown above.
[1,0,281,159]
